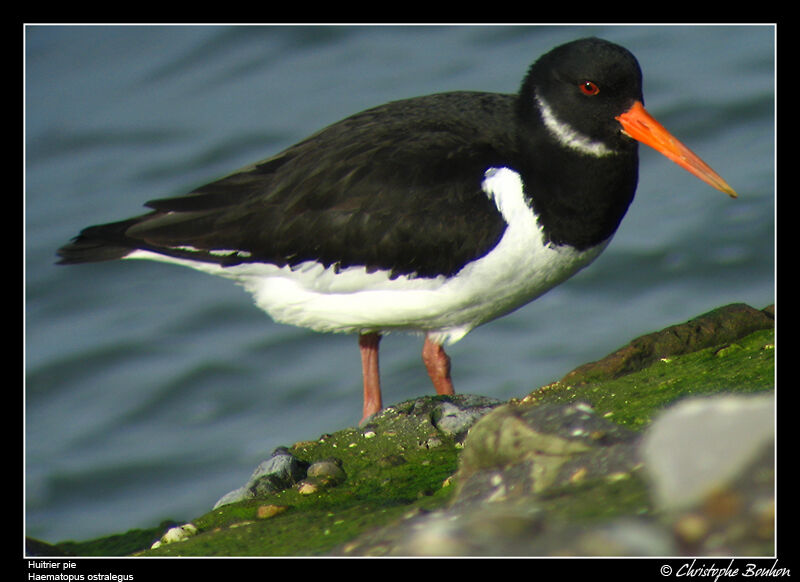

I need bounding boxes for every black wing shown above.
[58,92,519,279]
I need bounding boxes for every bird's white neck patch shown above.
[535,94,615,158]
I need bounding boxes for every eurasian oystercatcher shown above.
[57,38,737,423]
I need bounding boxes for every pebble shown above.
[249,447,310,495]
[151,523,198,549]
[306,458,346,485]
[297,480,319,495]
[257,504,288,519]
[213,447,309,508]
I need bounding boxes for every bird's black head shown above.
[518,37,644,155]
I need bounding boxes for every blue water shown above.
[25,25,774,544]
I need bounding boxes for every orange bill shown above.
[616,101,737,198]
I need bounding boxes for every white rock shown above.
[640,393,774,511]
[152,523,199,548]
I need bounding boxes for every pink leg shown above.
[422,334,455,395]
[359,332,383,422]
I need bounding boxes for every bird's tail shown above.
[56,218,141,265]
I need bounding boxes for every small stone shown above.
[213,447,310,509]
[213,486,250,509]
[152,523,198,548]
[257,504,289,519]
[247,447,310,496]
[421,436,443,449]
[297,480,319,495]
[430,397,502,438]
[307,458,346,485]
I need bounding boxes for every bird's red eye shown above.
[579,81,600,96]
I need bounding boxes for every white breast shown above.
[126,167,609,344]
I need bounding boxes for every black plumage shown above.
[58,92,522,279]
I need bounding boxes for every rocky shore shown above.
[27,303,775,557]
